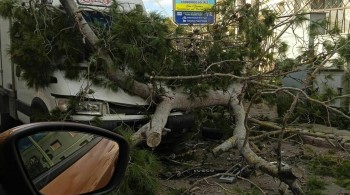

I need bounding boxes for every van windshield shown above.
[82,11,112,28]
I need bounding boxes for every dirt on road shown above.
[156,123,350,195]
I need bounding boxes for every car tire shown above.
[30,98,50,123]
[0,113,15,132]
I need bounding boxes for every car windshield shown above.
[82,11,112,28]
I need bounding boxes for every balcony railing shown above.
[265,0,350,33]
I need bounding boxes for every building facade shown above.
[267,0,350,109]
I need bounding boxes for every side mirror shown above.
[0,122,129,195]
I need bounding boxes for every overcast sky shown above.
[143,0,173,17]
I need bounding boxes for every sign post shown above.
[173,0,216,25]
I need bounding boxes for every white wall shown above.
[276,14,311,59]
[314,70,346,108]
[0,17,14,92]
[36,0,146,11]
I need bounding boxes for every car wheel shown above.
[0,113,15,132]
[30,98,50,123]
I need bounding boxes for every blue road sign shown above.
[175,11,215,25]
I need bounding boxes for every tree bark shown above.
[213,83,304,194]
[59,0,152,100]
[60,1,304,193]
[132,90,234,147]
[144,96,173,147]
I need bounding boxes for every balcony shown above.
[265,0,350,33]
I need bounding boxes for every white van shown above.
[0,0,193,132]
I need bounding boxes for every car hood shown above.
[49,71,148,106]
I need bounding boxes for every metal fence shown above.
[265,0,350,33]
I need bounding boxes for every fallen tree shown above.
[2,0,350,194]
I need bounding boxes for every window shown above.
[311,0,324,9]
[50,140,62,151]
[311,0,343,9]
[337,87,343,95]
[294,0,302,12]
[325,0,343,8]
[18,132,95,180]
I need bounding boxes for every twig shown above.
[149,73,247,80]
[162,158,202,167]
[212,181,235,194]
[181,173,223,195]
[250,141,261,152]
[325,137,336,147]
[243,93,260,147]
[161,183,177,190]
[277,93,301,172]
[182,162,255,194]
[237,176,267,195]
[250,129,300,141]
[335,140,350,156]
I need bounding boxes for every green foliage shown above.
[115,149,160,195]
[277,41,289,55]
[294,14,308,26]
[336,161,350,178]
[308,155,348,176]
[106,9,171,78]
[337,34,350,63]
[307,155,350,191]
[336,179,350,191]
[45,108,71,121]
[166,188,187,195]
[322,40,335,53]
[111,127,161,195]
[330,58,346,69]
[328,25,342,35]
[305,176,327,195]
[342,71,350,107]
[0,0,280,95]
[0,0,88,88]
[309,19,327,37]
[276,91,350,129]
[193,106,234,138]
[0,0,17,17]
[232,187,261,195]
[276,58,299,72]
[235,5,276,61]
[276,93,294,118]
[320,86,336,101]
[310,155,332,173]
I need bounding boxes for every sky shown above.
[142,0,260,18]
[143,0,173,17]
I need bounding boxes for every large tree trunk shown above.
[213,83,303,194]
[59,0,152,100]
[60,1,303,193]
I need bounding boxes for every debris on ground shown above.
[156,124,350,195]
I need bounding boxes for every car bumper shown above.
[70,113,194,132]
